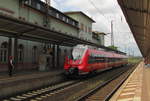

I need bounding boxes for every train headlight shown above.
[68,61,70,64]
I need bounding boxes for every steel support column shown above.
[8,37,12,69]
[14,38,18,68]
[56,45,60,68]
[52,44,55,68]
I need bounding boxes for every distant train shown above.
[64,44,128,76]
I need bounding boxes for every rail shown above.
[75,63,139,101]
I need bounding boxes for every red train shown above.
[64,45,128,75]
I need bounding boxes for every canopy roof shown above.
[118,0,150,57]
[0,14,95,46]
[0,13,125,54]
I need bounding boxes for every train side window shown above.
[110,58,115,62]
[95,57,105,63]
[88,56,95,64]
[114,58,116,62]
[88,56,108,64]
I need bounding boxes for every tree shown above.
[108,45,118,50]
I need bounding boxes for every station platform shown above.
[110,61,150,101]
[0,69,64,98]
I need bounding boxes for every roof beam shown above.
[131,24,147,29]
[120,5,150,14]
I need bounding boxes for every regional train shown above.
[64,44,128,76]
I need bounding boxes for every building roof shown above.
[64,11,95,23]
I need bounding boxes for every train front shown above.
[64,45,88,76]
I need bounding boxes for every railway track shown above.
[75,64,137,101]
[1,71,98,101]
[2,64,136,101]
[2,80,81,101]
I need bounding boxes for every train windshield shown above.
[72,47,86,60]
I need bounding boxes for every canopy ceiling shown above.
[0,13,125,54]
[118,0,150,57]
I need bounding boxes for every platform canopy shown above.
[0,14,101,47]
[118,0,150,57]
[0,14,125,54]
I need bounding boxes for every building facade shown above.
[92,31,105,46]
[0,0,105,72]
[0,0,79,37]
[64,11,95,42]
[0,0,78,72]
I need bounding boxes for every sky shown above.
[44,0,142,56]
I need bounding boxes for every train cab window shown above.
[72,47,86,60]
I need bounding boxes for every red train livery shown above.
[64,45,128,75]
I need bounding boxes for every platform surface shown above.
[0,69,63,98]
[110,62,150,101]
[0,69,63,84]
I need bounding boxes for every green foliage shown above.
[108,45,118,50]
[128,57,142,64]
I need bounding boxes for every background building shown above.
[92,31,105,45]
[0,0,106,72]
[0,0,79,72]
[64,11,95,42]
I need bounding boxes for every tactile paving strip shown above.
[110,62,143,101]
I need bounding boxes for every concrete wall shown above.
[0,35,73,72]
[50,18,78,37]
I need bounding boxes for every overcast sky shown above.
[47,0,141,56]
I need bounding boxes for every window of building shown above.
[72,21,75,26]
[80,23,84,31]
[0,42,8,63]
[69,20,73,25]
[66,18,69,23]
[63,16,66,21]
[74,22,77,27]
[37,3,41,10]
[24,0,32,5]
[88,27,91,33]
[18,44,24,63]
[85,26,87,33]
[56,13,59,18]
[48,9,53,15]
[51,11,56,17]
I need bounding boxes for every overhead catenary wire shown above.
[87,0,110,23]
[87,0,111,31]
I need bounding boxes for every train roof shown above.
[89,49,127,58]
[74,44,126,55]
